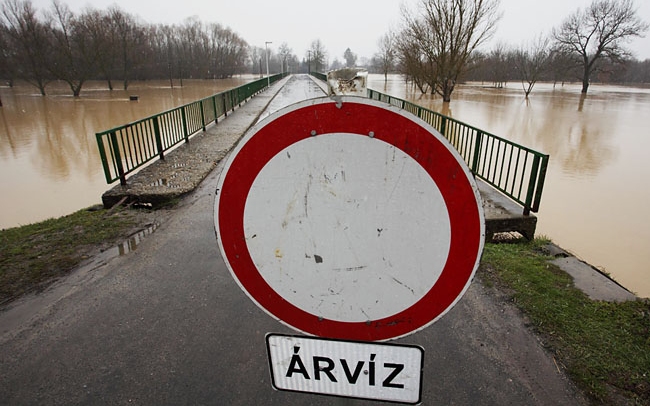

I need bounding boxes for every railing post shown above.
[96,133,113,184]
[531,154,549,213]
[222,93,228,117]
[212,95,218,123]
[523,155,541,216]
[200,100,206,131]
[181,107,189,143]
[471,131,482,175]
[440,116,447,136]
[153,117,164,160]
[109,131,127,186]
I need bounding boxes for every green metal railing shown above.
[366,88,548,215]
[311,72,327,82]
[96,73,287,185]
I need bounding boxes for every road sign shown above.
[266,333,423,404]
[215,97,484,341]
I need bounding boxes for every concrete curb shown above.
[542,244,637,302]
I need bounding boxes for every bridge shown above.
[97,74,548,241]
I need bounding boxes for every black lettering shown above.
[369,354,376,386]
[313,356,337,382]
[340,359,364,384]
[286,346,310,379]
[382,363,405,388]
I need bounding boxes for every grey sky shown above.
[30,0,650,62]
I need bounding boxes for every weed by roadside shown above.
[0,205,162,305]
[480,238,650,405]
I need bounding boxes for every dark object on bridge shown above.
[129,95,139,101]
[326,68,367,96]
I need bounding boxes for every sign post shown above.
[214,96,484,402]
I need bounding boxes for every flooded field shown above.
[0,76,253,230]
[368,74,650,298]
[1,74,648,297]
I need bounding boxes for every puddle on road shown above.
[116,223,158,256]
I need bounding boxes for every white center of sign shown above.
[243,132,451,323]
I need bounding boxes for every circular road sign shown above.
[214,97,484,342]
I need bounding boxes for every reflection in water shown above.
[116,223,158,256]
[0,77,252,230]
[369,75,650,298]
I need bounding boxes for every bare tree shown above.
[277,42,292,73]
[486,42,513,88]
[308,39,327,73]
[399,0,501,102]
[375,30,396,82]
[1,0,52,95]
[395,29,432,94]
[48,1,101,96]
[514,35,552,97]
[248,46,263,76]
[553,0,648,93]
[210,24,247,79]
[108,7,142,90]
[343,47,357,67]
[0,18,15,87]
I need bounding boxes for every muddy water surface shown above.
[1,74,649,297]
[369,74,650,298]
[0,77,253,230]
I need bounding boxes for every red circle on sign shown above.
[215,97,484,341]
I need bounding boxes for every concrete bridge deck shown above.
[102,74,536,241]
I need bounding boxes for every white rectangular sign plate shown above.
[266,333,424,404]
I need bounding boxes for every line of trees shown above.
[369,0,648,101]
[3,0,648,101]
[0,0,268,96]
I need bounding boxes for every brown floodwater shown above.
[1,74,649,298]
[369,74,650,298]
[0,76,253,230]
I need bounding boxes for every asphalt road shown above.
[0,75,587,405]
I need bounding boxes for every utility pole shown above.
[265,41,272,87]
[307,50,311,75]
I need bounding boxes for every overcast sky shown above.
[29,0,650,62]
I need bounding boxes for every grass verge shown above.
[0,205,159,305]
[480,238,650,405]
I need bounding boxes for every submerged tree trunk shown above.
[581,77,589,93]
[36,80,47,96]
[66,80,85,97]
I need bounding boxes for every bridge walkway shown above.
[103,74,535,240]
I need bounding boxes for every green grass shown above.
[481,238,650,405]
[0,206,151,304]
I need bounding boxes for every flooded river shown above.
[0,76,252,230]
[368,74,650,298]
[1,74,648,298]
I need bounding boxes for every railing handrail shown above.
[96,73,288,185]
[364,87,549,215]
